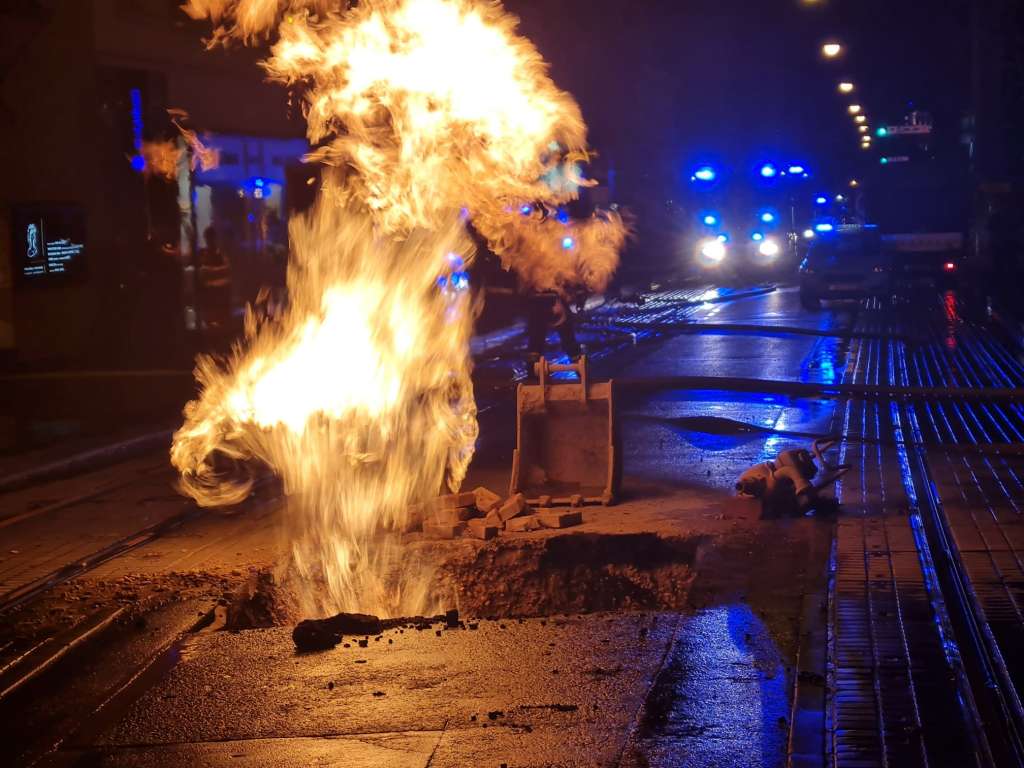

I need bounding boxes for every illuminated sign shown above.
[12,204,87,282]
[884,124,931,135]
[129,87,145,172]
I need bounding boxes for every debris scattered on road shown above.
[292,610,460,650]
[225,570,297,630]
[292,613,384,651]
[418,488,557,540]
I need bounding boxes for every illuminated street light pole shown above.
[838,82,855,94]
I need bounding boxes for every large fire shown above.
[174,0,625,617]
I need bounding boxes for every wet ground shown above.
[1,281,1022,767]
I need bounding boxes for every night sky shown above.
[507,0,972,199]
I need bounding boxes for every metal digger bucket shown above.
[510,357,620,505]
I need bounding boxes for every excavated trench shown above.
[434,531,704,617]
[225,529,719,629]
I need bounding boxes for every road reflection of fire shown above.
[171,0,625,617]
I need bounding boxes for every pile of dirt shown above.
[223,569,301,630]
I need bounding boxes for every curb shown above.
[0,429,173,495]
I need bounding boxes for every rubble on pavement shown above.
[292,609,461,651]
[419,488,584,542]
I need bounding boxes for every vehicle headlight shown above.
[699,238,727,263]
[758,238,780,258]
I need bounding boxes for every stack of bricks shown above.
[419,489,584,540]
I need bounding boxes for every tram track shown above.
[824,290,1024,767]
[896,294,1024,766]
[0,466,280,709]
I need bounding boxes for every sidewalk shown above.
[0,367,187,492]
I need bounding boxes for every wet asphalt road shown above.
[3,281,1022,767]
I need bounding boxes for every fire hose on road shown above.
[615,374,1024,402]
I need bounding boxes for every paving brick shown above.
[496,493,529,523]
[466,518,499,540]
[505,515,542,533]
[436,492,477,510]
[473,487,502,514]
[428,505,476,525]
[422,521,467,540]
[537,509,583,529]
[403,503,426,533]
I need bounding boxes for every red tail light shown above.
[943,262,956,272]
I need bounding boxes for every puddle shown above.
[622,604,790,768]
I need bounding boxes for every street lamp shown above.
[858,125,868,133]
[838,82,855,94]
[855,115,866,124]
[848,104,862,115]
[849,179,859,188]
[822,42,843,58]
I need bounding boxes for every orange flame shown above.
[174,0,623,616]
[139,140,183,180]
[135,113,219,180]
[173,196,476,615]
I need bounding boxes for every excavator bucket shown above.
[510,357,620,505]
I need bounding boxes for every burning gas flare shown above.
[174,197,477,615]
[175,0,624,616]
[135,112,220,180]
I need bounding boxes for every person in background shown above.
[525,287,581,365]
[198,225,233,340]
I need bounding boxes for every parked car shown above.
[798,225,892,309]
